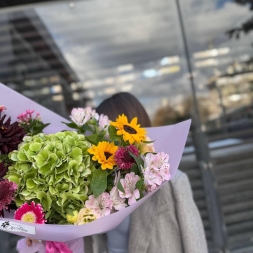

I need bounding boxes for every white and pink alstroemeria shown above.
[119,172,140,205]
[142,152,170,191]
[98,114,110,130]
[110,186,127,210]
[142,166,163,192]
[70,107,98,126]
[110,172,127,210]
[85,192,113,218]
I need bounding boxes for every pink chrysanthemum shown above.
[114,145,139,170]
[14,201,46,224]
[0,180,17,217]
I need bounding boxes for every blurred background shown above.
[0,0,253,252]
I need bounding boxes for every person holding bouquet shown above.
[85,92,208,253]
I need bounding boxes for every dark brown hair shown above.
[96,92,151,127]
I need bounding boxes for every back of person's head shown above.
[96,92,151,127]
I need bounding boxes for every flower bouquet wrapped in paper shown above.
[0,83,191,252]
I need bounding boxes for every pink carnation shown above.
[115,145,139,170]
[0,180,17,212]
[85,192,113,218]
[14,201,46,224]
[119,172,140,205]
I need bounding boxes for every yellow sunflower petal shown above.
[88,141,117,170]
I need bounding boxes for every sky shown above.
[34,0,253,118]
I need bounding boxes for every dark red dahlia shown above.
[115,145,139,170]
[0,115,26,154]
[0,179,17,217]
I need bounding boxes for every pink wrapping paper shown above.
[0,83,191,242]
[16,238,84,253]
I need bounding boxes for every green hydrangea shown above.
[5,131,94,224]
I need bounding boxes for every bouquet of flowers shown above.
[0,83,191,250]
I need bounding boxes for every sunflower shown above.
[88,141,118,170]
[110,114,147,145]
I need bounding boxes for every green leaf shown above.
[81,124,94,133]
[117,179,125,194]
[142,140,155,144]
[108,125,121,142]
[129,152,144,172]
[130,164,139,174]
[45,210,52,219]
[85,134,99,145]
[62,122,79,129]
[91,169,108,198]
[136,178,144,191]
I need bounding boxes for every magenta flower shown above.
[115,145,139,170]
[17,110,40,123]
[0,180,17,212]
[14,201,46,224]
[85,192,113,218]
[119,172,140,205]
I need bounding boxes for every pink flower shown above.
[17,110,40,123]
[85,192,113,218]
[115,145,139,170]
[142,167,163,192]
[0,105,6,113]
[109,172,127,210]
[14,201,46,224]
[0,180,17,212]
[98,114,110,130]
[110,186,127,210]
[142,152,170,192]
[119,172,140,205]
[70,107,98,126]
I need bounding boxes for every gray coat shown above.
[84,171,208,253]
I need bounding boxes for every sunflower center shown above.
[104,152,112,160]
[123,125,137,134]
[21,211,36,223]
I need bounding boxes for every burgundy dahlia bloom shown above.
[14,201,46,224]
[115,145,139,170]
[0,180,17,217]
[0,114,26,154]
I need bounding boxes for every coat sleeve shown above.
[172,172,208,253]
